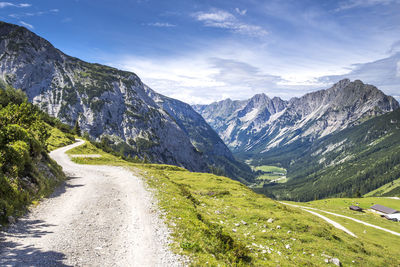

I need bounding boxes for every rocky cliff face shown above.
[0,21,249,175]
[146,86,254,181]
[194,79,399,154]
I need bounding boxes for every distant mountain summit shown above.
[194,79,399,154]
[0,21,252,180]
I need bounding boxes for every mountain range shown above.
[0,21,253,181]
[194,79,400,200]
[194,79,399,154]
[1,20,399,201]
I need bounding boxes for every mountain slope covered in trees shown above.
[253,108,400,201]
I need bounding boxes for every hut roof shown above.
[370,204,398,214]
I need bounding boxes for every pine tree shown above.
[73,120,81,137]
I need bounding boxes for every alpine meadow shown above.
[0,1,399,266]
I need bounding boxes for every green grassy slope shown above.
[365,177,400,197]
[252,108,400,201]
[67,141,400,266]
[0,84,74,225]
[300,198,400,233]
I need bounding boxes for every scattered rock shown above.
[276,225,281,229]
[287,230,291,234]
[234,223,240,227]
[232,228,237,233]
[267,218,274,223]
[321,253,331,258]
[330,258,341,266]
[241,220,247,225]
[7,216,15,224]
[285,244,291,249]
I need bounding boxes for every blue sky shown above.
[0,0,399,103]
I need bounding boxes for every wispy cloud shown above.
[19,20,33,29]
[317,52,400,101]
[0,2,31,8]
[9,8,59,19]
[335,0,400,11]
[193,9,267,38]
[388,40,400,54]
[146,22,176,27]
[235,8,247,15]
[62,17,72,23]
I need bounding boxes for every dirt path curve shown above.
[295,204,400,237]
[280,202,357,238]
[281,201,400,237]
[0,140,185,266]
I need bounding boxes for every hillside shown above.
[0,21,253,181]
[253,108,400,201]
[145,86,254,182]
[0,83,74,225]
[63,140,400,266]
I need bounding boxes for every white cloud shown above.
[318,52,400,101]
[146,22,176,27]
[235,8,247,15]
[0,2,31,8]
[19,20,33,29]
[196,10,234,22]
[107,48,400,104]
[9,9,59,19]
[388,40,400,55]
[193,9,267,37]
[107,51,322,104]
[336,0,400,11]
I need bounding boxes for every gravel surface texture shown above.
[0,140,187,266]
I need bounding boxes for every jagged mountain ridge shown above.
[0,21,251,178]
[194,79,399,154]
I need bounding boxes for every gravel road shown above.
[281,202,400,237]
[280,202,357,237]
[0,140,186,266]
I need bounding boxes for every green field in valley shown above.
[251,165,288,188]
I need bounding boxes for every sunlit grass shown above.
[66,141,400,266]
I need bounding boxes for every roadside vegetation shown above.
[0,83,74,225]
[67,141,400,266]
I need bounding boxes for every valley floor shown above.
[0,140,185,266]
